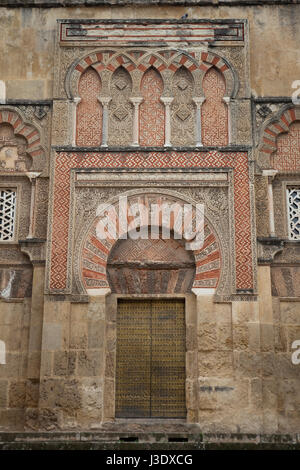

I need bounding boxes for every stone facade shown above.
[0,1,299,439]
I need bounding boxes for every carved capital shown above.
[19,239,46,265]
[257,237,284,264]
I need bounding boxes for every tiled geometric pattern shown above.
[76,67,102,146]
[0,189,16,241]
[50,150,253,291]
[109,66,133,146]
[201,67,228,146]
[139,68,165,146]
[171,66,195,146]
[273,122,300,171]
[287,188,300,240]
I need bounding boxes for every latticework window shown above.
[287,188,300,240]
[0,189,16,241]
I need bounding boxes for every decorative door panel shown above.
[115,299,186,418]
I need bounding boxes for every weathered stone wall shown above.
[0,4,299,99]
[0,2,299,437]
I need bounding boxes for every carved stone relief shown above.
[171,66,195,146]
[108,66,133,146]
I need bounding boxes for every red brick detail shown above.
[90,235,110,255]
[289,108,296,121]
[96,52,103,62]
[157,64,167,72]
[75,64,85,73]
[195,269,220,281]
[168,63,178,72]
[95,63,105,73]
[180,55,188,65]
[263,137,275,147]
[116,55,124,65]
[83,248,107,267]
[18,126,29,136]
[106,63,116,72]
[84,56,93,66]
[199,63,209,72]
[50,150,253,292]
[265,127,277,137]
[219,64,229,72]
[26,130,38,140]
[201,67,228,146]
[149,55,157,65]
[0,110,43,162]
[139,68,165,146]
[273,123,286,133]
[188,64,197,72]
[82,268,106,280]
[261,147,273,154]
[76,67,102,146]
[28,139,40,149]
[281,114,289,127]
[196,250,220,268]
[138,64,147,72]
[201,52,208,62]
[126,64,136,72]
[273,121,300,171]
[212,56,220,66]
[30,149,42,157]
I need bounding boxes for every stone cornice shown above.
[1,0,300,7]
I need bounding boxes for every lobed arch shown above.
[66,48,236,101]
[199,51,237,99]
[75,191,223,296]
[259,105,300,169]
[0,107,45,172]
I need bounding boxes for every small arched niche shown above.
[0,122,32,171]
[107,228,196,294]
[201,66,228,146]
[139,67,165,146]
[76,67,102,146]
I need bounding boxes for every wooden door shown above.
[115,299,186,418]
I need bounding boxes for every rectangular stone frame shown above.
[46,149,255,296]
[102,292,198,424]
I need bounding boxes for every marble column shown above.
[130,97,143,146]
[72,97,81,146]
[193,97,206,147]
[262,169,278,237]
[98,97,111,147]
[223,96,231,145]
[26,172,41,239]
[160,97,174,147]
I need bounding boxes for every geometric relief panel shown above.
[171,66,195,146]
[201,67,228,146]
[49,151,253,293]
[273,122,300,171]
[139,68,165,146]
[76,67,102,146]
[109,66,133,146]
